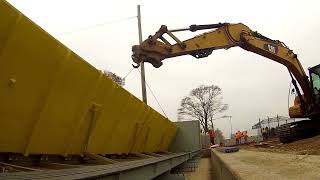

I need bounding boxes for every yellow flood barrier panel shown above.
[0,0,177,156]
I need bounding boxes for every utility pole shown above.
[221,115,233,139]
[229,116,233,139]
[137,5,147,104]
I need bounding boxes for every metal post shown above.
[277,114,279,127]
[137,5,147,104]
[229,116,233,139]
[267,116,270,137]
[258,118,262,139]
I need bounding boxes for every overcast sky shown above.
[7,0,320,137]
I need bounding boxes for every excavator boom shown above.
[132,23,314,117]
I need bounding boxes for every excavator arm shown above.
[132,23,313,116]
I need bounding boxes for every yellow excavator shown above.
[131,23,320,143]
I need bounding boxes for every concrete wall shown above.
[169,121,201,152]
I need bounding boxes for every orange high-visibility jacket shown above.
[235,131,242,139]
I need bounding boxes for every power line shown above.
[123,67,135,79]
[136,68,168,118]
[57,15,137,36]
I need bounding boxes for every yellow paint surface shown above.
[0,0,176,156]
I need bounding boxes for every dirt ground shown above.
[241,135,320,155]
[184,157,212,180]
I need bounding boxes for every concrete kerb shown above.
[211,149,241,180]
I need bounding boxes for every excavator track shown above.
[278,120,320,143]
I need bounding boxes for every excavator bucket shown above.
[132,45,163,68]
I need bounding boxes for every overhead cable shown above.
[57,15,137,35]
[136,68,169,118]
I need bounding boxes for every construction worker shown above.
[243,131,248,144]
[235,130,242,145]
[208,129,215,145]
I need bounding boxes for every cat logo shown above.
[263,44,278,54]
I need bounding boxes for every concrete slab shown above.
[211,149,320,180]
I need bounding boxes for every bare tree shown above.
[178,85,228,133]
[103,70,124,86]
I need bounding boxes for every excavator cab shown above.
[289,65,320,118]
[309,64,320,113]
[281,66,320,143]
